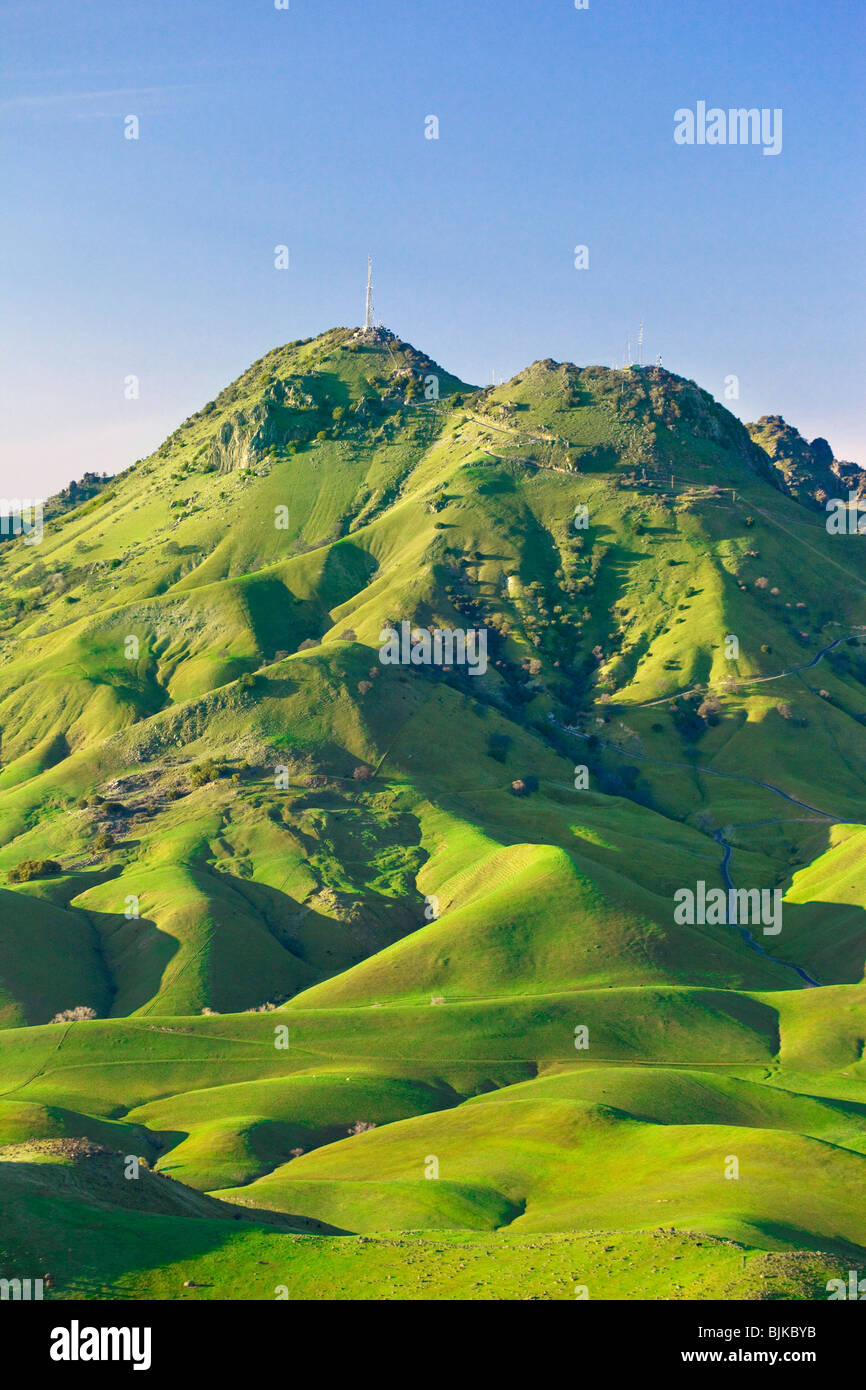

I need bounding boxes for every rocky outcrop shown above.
[208,401,287,474]
[746,414,865,510]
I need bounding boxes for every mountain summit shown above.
[0,328,864,1299]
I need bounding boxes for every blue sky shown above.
[2,0,864,496]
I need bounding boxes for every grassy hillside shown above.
[0,327,863,1300]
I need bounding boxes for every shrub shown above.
[93,831,115,851]
[8,859,62,883]
[190,760,221,787]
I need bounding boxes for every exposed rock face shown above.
[208,401,288,474]
[350,324,396,346]
[746,414,865,510]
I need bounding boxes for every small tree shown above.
[51,1006,97,1023]
[697,695,722,725]
[8,859,62,883]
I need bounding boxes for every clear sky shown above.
[2,0,864,498]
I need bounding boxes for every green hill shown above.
[0,325,863,1300]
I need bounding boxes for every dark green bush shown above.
[8,859,62,883]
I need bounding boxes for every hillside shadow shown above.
[760,896,866,987]
[216,864,430,996]
[318,540,378,611]
[739,1216,866,1261]
[243,576,320,657]
[573,444,618,472]
[0,1161,348,1296]
[79,909,180,1019]
[252,674,298,698]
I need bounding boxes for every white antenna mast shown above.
[638,321,644,367]
[364,257,374,331]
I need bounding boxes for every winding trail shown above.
[625,633,852,710]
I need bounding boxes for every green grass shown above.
[0,331,864,1299]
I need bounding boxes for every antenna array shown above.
[364,257,374,331]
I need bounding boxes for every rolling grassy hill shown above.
[0,325,863,1300]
